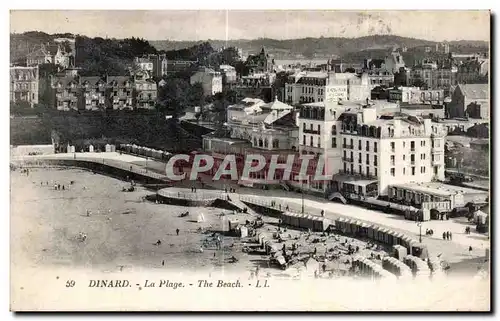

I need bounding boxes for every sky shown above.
[10,10,490,42]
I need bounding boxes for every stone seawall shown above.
[15,158,166,185]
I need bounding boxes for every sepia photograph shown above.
[8,8,491,311]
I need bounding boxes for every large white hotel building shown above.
[297,100,446,196]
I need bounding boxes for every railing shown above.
[159,191,226,201]
[342,157,353,162]
[342,144,354,149]
[17,154,171,182]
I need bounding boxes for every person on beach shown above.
[176,228,180,236]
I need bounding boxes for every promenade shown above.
[16,152,489,265]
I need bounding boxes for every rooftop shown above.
[457,84,489,100]
[392,182,489,197]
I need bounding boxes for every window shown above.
[421,154,426,160]
[331,137,337,148]
[410,141,415,151]
[366,141,370,152]
[317,139,321,148]
[350,139,353,147]
[391,142,395,152]
[343,150,347,158]
[303,135,306,145]
[359,165,362,174]
[390,168,395,176]
[343,138,346,147]
[421,141,426,147]
[421,166,426,173]
[332,125,336,135]
[374,155,378,166]
[317,125,321,133]
[411,167,416,176]
[358,153,362,164]
[358,140,362,150]
[350,151,353,159]
[374,142,378,152]
[375,168,378,176]
[403,155,406,161]
[303,123,306,131]
[403,142,406,148]
[310,124,313,131]
[310,136,313,147]
[366,156,370,165]
[390,155,395,165]
[403,168,406,175]
[411,154,415,164]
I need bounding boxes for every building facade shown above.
[384,51,406,73]
[190,68,223,96]
[107,76,134,110]
[219,65,238,84]
[408,61,457,94]
[10,66,39,106]
[337,112,447,196]
[81,77,107,110]
[50,73,155,111]
[447,84,489,119]
[133,71,157,109]
[388,87,444,105]
[285,71,371,105]
[27,42,73,69]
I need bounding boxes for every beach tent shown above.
[239,226,248,238]
[197,213,206,223]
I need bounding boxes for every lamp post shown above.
[417,222,422,243]
[301,179,305,214]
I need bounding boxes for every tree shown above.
[220,47,241,66]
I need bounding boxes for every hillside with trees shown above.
[151,35,488,60]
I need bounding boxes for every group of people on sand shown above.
[40,180,76,191]
[442,231,453,240]
[54,184,66,190]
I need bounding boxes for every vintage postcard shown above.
[9,9,490,311]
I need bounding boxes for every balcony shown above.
[337,169,377,180]
[342,144,354,149]
[342,157,353,162]
[303,129,321,135]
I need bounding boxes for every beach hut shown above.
[335,217,345,231]
[392,244,408,260]
[88,145,94,153]
[366,224,376,239]
[105,144,111,152]
[282,212,292,226]
[375,227,385,242]
[289,212,300,228]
